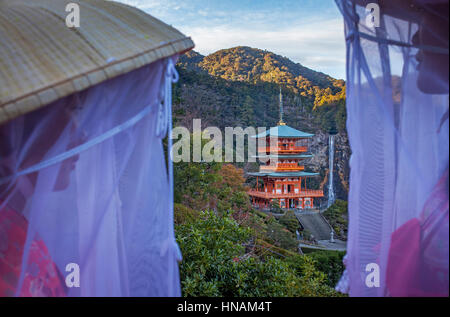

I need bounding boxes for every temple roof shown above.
[247,171,319,178]
[252,125,314,139]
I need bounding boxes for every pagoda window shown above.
[304,198,311,208]
[276,183,282,194]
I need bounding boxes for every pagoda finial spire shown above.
[278,86,286,126]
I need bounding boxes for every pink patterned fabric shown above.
[335,0,449,296]
[386,218,422,296]
[386,169,448,296]
[0,203,66,297]
[0,57,181,296]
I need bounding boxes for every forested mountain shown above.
[176,46,346,132]
[174,46,350,201]
[179,47,344,93]
[172,47,350,296]
[198,47,343,92]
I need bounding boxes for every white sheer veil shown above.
[0,57,181,296]
[335,0,448,296]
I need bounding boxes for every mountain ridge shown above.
[173,46,350,202]
[178,46,345,99]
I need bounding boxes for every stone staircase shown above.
[295,212,333,240]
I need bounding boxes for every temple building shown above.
[248,89,324,210]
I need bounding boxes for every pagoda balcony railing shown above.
[259,164,305,172]
[257,146,307,153]
[275,163,303,170]
[248,189,324,198]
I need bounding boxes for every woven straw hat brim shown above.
[0,0,194,125]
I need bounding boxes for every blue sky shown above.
[117,0,346,79]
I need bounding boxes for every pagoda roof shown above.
[252,125,314,139]
[252,154,313,159]
[247,171,319,178]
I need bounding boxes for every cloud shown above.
[117,0,158,9]
[114,0,346,79]
[180,18,346,79]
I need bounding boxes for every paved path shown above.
[295,212,333,240]
[259,208,347,252]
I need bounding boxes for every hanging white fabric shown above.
[0,56,182,296]
[335,0,449,297]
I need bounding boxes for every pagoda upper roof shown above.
[252,125,314,139]
[252,154,313,159]
[247,171,319,178]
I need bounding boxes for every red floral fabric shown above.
[0,203,66,297]
[386,169,449,297]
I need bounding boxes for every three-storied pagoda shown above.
[248,89,324,210]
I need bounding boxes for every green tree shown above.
[278,210,301,233]
[176,211,340,297]
[323,199,348,240]
[270,199,282,213]
[307,251,346,288]
[240,95,255,126]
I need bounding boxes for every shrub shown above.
[284,255,343,297]
[270,199,283,213]
[307,250,346,287]
[323,200,348,240]
[176,211,340,296]
[266,221,299,252]
[174,203,200,225]
[278,210,301,233]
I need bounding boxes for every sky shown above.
[117,0,346,79]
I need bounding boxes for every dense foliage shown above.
[307,251,346,288]
[196,47,342,94]
[175,47,347,134]
[172,47,349,297]
[174,149,345,296]
[174,136,252,212]
[313,87,346,133]
[322,200,348,240]
[278,209,301,233]
[176,211,341,297]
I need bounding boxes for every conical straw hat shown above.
[0,0,194,125]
